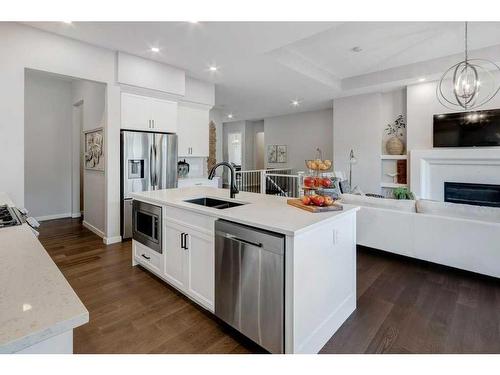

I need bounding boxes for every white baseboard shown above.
[82,220,105,239]
[71,212,81,218]
[36,213,72,222]
[103,235,122,245]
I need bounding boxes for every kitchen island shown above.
[131,187,358,354]
[0,193,89,354]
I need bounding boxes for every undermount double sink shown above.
[183,197,246,210]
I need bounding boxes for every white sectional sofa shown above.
[341,194,500,278]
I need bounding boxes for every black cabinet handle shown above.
[141,253,150,260]
[180,233,189,250]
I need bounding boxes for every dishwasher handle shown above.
[224,233,263,248]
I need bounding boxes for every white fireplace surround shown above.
[410,148,500,201]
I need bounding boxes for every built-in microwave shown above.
[132,200,162,253]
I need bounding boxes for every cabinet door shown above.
[177,104,191,156]
[121,93,151,130]
[163,223,186,290]
[189,108,209,157]
[185,229,214,311]
[151,98,178,133]
[177,104,209,157]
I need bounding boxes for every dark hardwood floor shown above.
[39,218,500,354]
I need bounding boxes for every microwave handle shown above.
[152,216,159,241]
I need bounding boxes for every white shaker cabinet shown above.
[184,227,214,309]
[121,93,178,133]
[177,103,210,157]
[121,93,151,131]
[163,216,214,311]
[150,97,178,133]
[163,223,187,291]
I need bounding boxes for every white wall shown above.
[0,23,121,242]
[333,89,406,193]
[381,89,407,153]
[72,79,106,234]
[333,93,382,193]
[265,109,333,171]
[407,78,500,151]
[0,23,215,243]
[24,70,73,219]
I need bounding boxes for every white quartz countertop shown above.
[0,215,89,353]
[131,187,359,236]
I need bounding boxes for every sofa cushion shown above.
[416,199,500,223]
[341,193,416,212]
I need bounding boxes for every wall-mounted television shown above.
[433,108,500,147]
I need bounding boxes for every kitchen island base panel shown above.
[286,212,357,353]
[131,187,358,353]
[14,330,73,354]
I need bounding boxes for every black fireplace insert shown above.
[444,182,500,208]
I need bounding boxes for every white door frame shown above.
[71,100,84,218]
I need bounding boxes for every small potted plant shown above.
[385,114,406,155]
[393,187,415,200]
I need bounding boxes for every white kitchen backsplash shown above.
[180,157,207,177]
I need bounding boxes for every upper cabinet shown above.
[121,93,150,130]
[177,103,210,157]
[121,93,177,133]
[149,97,178,133]
[118,53,214,141]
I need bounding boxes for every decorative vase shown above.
[386,136,404,155]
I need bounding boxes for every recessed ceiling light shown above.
[418,77,426,82]
[209,65,218,72]
[188,21,199,24]
[290,99,301,107]
[151,47,160,53]
[227,113,234,119]
[351,46,363,53]
[62,21,72,24]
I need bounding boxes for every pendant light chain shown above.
[464,21,468,64]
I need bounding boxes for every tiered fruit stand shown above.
[288,149,343,211]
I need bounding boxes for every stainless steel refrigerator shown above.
[121,130,178,239]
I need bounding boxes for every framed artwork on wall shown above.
[276,145,287,163]
[267,144,288,164]
[84,127,104,171]
[267,145,277,163]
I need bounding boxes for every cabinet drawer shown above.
[164,206,216,233]
[133,240,163,274]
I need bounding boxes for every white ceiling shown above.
[25,21,500,121]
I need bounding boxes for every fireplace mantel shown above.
[410,148,500,200]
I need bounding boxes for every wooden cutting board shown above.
[287,199,343,213]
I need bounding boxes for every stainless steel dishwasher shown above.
[214,219,285,354]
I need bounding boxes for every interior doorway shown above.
[255,131,265,169]
[24,68,106,238]
[227,132,242,167]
